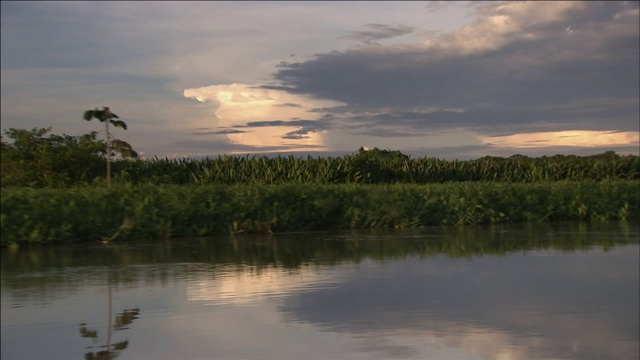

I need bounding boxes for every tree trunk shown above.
[106,120,111,188]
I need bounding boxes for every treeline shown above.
[1,127,639,187]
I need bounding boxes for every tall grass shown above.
[3,149,637,188]
[110,152,639,186]
[2,181,638,246]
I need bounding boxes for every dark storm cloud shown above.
[338,23,415,45]
[328,98,639,136]
[270,1,639,134]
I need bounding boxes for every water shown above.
[1,222,638,360]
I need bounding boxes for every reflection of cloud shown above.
[379,308,639,360]
[480,130,640,148]
[371,323,533,360]
[183,83,343,153]
[187,266,338,304]
[281,246,640,360]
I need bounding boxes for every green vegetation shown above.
[1,126,136,188]
[83,148,640,185]
[83,106,136,189]
[2,130,638,187]
[1,125,638,246]
[2,181,638,246]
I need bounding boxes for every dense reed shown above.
[113,151,639,186]
[2,181,638,246]
[3,146,638,188]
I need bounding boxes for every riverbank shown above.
[1,181,638,246]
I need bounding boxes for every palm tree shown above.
[83,107,133,188]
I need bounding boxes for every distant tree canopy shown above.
[351,147,411,183]
[356,146,410,161]
[1,127,136,187]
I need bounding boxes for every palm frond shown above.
[110,120,127,130]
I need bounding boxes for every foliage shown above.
[1,127,137,187]
[82,107,136,158]
[1,181,638,246]
[112,151,640,187]
[83,107,128,130]
[1,127,106,187]
[83,107,136,188]
[2,126,638,188]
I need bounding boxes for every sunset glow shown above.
[480,130,640,148]
[184,84,343,152]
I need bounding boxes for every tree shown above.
[83,107,136,188]
[1,127,137,187]
[1,127,105,187]
[352,147,410,183]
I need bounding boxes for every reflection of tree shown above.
[114,308,140,330]
[2,223,637,295]
[79,270,140,360]
[80,308,139,359]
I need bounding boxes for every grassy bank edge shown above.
[1,181,638,246]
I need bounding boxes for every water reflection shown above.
[279,250,639,359]
[78,270,140,360]
[80,305,139,360]
[1,222,638,360]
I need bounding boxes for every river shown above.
[1,221,638,360]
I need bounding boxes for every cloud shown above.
[274,102,303,108]
[269,1,639,150]
[2,1,638,158]
[424,1,450,14]
[338,23,414,45]
[190,129,246,136]
[166,138,325,158]
[183,83,343,152]
[281,128,318,140]
[480,130,640,148]
[432,1,585,56]
[236,119,327,129]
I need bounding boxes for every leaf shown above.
[111,139,138,158]
[110,120,127,130]
[83,110,94,121]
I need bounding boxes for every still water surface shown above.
[1,222,638,360]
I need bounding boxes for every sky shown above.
[1,1,639,159]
